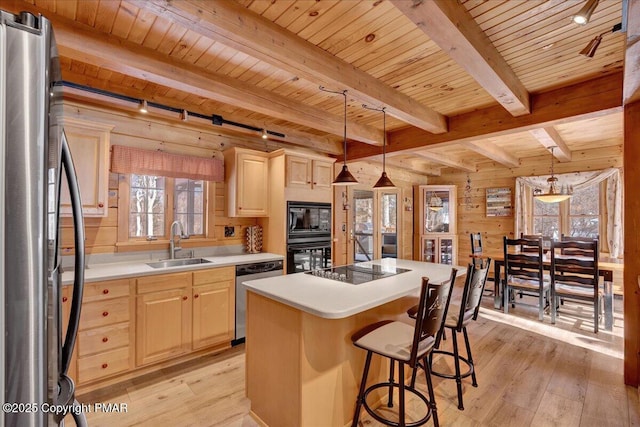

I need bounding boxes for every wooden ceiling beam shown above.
[624,0,640,104]
[463,141,520,168]
[391,0,530,116]
[0,0,382,145]
[131,0,448,134]
[384,154,442,177]
[529,127,572,162]
[347,72,623,160]
[412,150,477,173]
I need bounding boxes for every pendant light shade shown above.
[534,147,572,203]
[320,86,358,186]
[573,0,599,25]
[363,104,395,189]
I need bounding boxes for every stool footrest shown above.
[362,382,432,427]
[430,349,474,380]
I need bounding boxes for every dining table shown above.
[492,256,614,331]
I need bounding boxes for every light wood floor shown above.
[74,295,639,427]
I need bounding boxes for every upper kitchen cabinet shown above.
[223,147,269,217]
[285,154,334,191]
[60,117,113,217]
[414,185,458,265]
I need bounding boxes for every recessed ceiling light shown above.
[542,43,554,50]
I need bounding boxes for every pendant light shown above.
[363,104,395,189]
[572,0,599,25]
[534,147,572,203]
[319,86,358,186]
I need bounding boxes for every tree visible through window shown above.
[175,178,204,236]
[129,174,165,238]
[532,184,599,239]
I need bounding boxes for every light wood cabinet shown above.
[414,185,458,266]
[192,266,235,350]
[223,147,269,217]
[76,278,133,384]
[61,286,77,382]
[136,272,192,366]
[60,117,113,217]
[285,155,334,190]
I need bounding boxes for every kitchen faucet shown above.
[169,221,188,259]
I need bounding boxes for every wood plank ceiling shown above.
[5,0,627,175]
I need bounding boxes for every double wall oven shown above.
[286,201,332,274]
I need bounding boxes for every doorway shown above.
[353,190,374,261]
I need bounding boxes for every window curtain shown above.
[110,145,224,182]
[514,168,622,257]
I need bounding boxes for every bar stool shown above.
[351,271,456,427]
[428,260,491,410]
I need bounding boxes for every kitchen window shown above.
[121,174,208,241]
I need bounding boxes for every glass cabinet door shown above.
[424,190,451,233]
[439,238,453,265]
[422,238,436,263]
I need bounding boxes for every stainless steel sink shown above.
[146,258,212,269]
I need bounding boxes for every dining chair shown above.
[550,239,601,333]
[412,260,491,411]
[351,271,456,427]
[560,234,599,257]
[520,233,552,252]
[469,233,483,266]
[503,236,549,321]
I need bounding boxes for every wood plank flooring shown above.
[72,296,638,427]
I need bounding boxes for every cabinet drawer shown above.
[77,347,130,383]
[193,266,235,286]
[137,272,191,294]
[83,279,129,303]
[78,322,130,357]
[79,297,129,330]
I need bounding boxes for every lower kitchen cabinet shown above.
[192,267,235,350]
[136,272,192,367]
[75,278,133,384]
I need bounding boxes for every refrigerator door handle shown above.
[60,131,85,375]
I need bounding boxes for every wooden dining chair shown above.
[560,234,599,257]
[470,233,483,266]
[550,239,601,333]
[503,236,549,321]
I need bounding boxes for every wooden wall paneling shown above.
[429,146,623,267]
[75,0,99,27]
[624,101,640,386]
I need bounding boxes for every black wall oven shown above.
[286,201,332,274]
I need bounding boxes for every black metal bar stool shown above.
[351,270,457,427]
[408,261,491,411]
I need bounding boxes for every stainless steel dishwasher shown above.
[233,260,284,345]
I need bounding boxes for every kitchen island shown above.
[243,258,463,427]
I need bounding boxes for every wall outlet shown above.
[224,226,235,237]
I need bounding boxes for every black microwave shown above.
[287,201,331,243]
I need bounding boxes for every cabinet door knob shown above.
[62,296,68,302]
[101,363,108,369]
[194,294,199,298]
[102,311,109,317]
[307,181,311,184]
[313,182,316,185]
[98,202,104,208]
[103,289,109,294]
[102,337,109,343]
[182,296,188,301]
[238,207,242,210]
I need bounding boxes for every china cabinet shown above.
[414,185,457,265]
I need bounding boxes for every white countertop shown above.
[61,252,284,285]
[243,258,465,319]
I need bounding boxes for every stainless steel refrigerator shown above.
[1,10,87,427]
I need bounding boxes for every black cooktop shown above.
[305,263,411,285]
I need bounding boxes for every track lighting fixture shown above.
[262,129,268,139]
[180,109,188,122]
[579,22,622,57]
[139,99,148,113]
[573,0,599,25]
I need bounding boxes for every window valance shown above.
[110,145,224,182]
[514,168,622,258]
